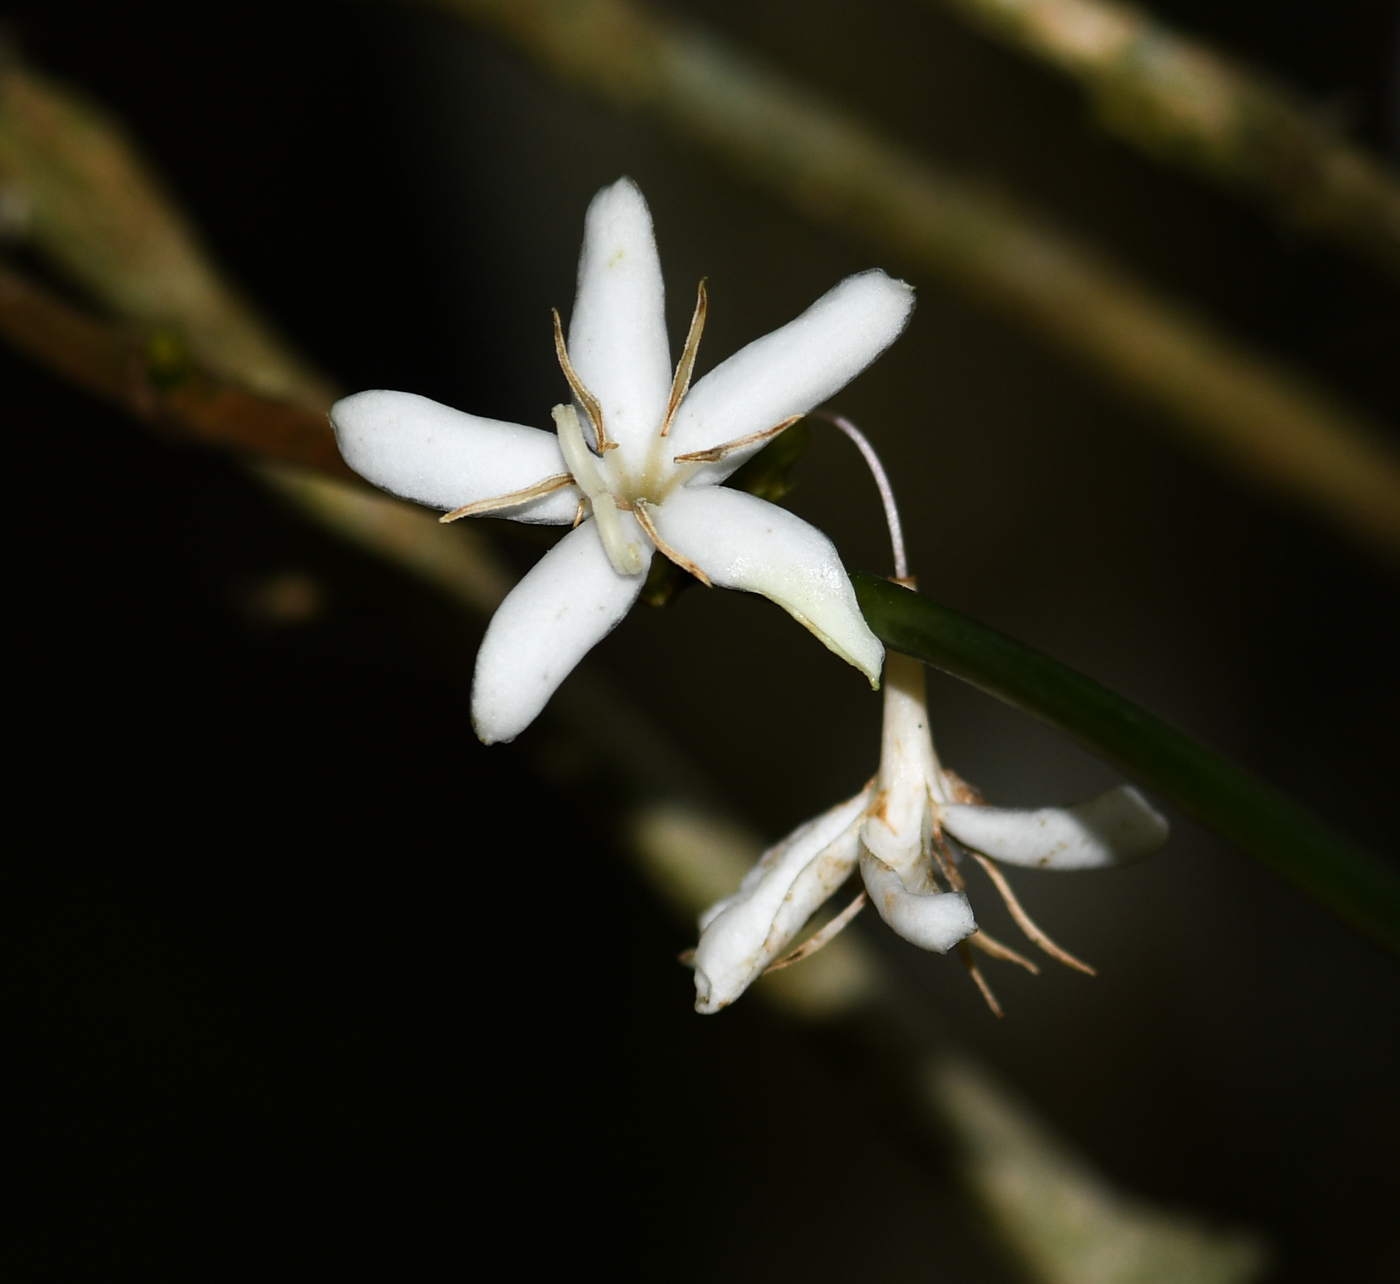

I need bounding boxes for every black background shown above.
[7,1,1399,1278]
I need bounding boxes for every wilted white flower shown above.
[331,178,913,743]
[691,403,1170,1016]
[693,646,1169,1014]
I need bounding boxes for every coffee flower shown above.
[691,408,1170,1014]
[331,178,913,743]
[693,648,1169,1014]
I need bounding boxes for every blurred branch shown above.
[855,573,1400,956]
[0,51,1267,1279]
[927,0,1400,280]
[0,261,351,476]
[929,1060,1268,1284]
[425,0,1400,563]
[255,462,516,616]
[0,63,334,409]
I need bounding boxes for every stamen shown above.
[969,851,1097,975]
[942,768,986,805]
[552,403,641,574]
[970,930,1041,974]
[764,892,867,974]
[633,499,713,587]
[810,410,908,581]
[672,414,803,465]
[572,497,587,529]
[661,279,707,437]
[958,940,1006,1018]
[552,404,609,497]
[930,832,967,892]
[552,308,614,453]
[591,492,645,577]
[439,473,574,524]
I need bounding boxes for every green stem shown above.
[854,573,1400,955]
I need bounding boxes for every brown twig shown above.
[0,54,521,619]
[427,0,1400,562]
[0,64,335,410]
[0,260,351,476]
[928,0,1400,279]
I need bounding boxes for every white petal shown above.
[860,808,925,880]
[760,823,865,948]
[697,790,868,933]
[471,516,650,743]
[652,487,884,685]
[940,785,1169,870]
[668,270,914,483]
[860,852,976,952]
[568,178,673,460]
[863,653,942,878]
[331,390,578,524]
[693,787,872,1014]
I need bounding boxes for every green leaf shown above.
[853,573,1400,956]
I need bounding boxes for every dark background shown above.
[7,0,1399,1277]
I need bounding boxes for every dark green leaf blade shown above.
[853,572,1400,955]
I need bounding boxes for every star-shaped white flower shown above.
[331,178,912,743]
[693,648,1169,1014]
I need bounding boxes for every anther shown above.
[633,499,713,587]
[439,473,574,524]
[958,940,1006,1018]
[970,930,1040,974]
[672,414,803,465]
[764,891,867,974]
[969,851,1096,975]
[660,279,707,437]
[552,308,614,453]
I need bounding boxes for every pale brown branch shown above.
[0,260,351,477]
[429,0,1400,563]
[0,65,334,411]
[928,0,1400,279]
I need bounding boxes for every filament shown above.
[811,410,908,580]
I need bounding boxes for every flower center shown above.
[546,280,794,583]
[551,402,645,576]
[544,281,716,579]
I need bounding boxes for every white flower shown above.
[331,178,914,743]
[692,785,876,1013]
[693,649,1169,1014]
